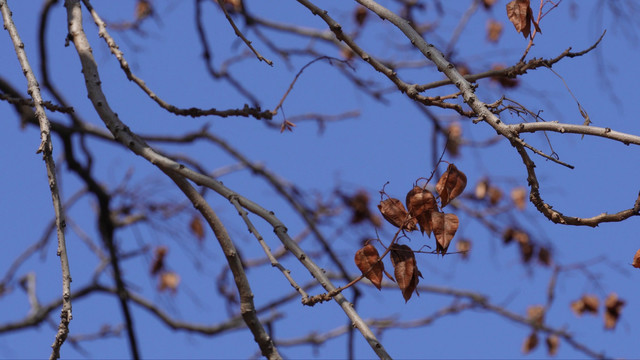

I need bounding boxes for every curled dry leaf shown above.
[354,6,368,26]
[446,122,462,157]
[378,198,417,231]
[537,246,552,266]
[511,186,527,210]
[482,0,498,9]
[632,248,640,268]
[490,64,520,88]
[343,190,381,227]
[405,186,437,236]
[456,238,471,259]
[158,271,180,293]
[389,244,421,302]
[506,0,541,39]
[190,215,205,242]
[431,212,459,256]
[475,178,489,200]
[546,334,559,356]
[570,294,599,316]
[150,246,168,275]
[135,0,153,20]
[487,19,503,43]
[354,244,384,290]
[436,164,467,208]
[488,186,503,205]
[604,293,625,330]
[522,331,538,354]
[527,305,545,327]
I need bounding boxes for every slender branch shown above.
[0,1,71,358]
[79,0,272,120]
[162,171,281,359]
[215,0,273,65]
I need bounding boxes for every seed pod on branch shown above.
[389,244,421,302]
[436,164,467,208]
[354,243,384,290]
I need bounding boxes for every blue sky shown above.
[1,0,639,359]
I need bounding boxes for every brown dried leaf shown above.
[522,331,538,354]
[537,246,552,266]
[520,242,534,263]
[511,187,527,210]
[456,238,471,259]
[632,249,640,268]
[389,244,421,302]
[570,294,599,316]
[158,271,180,293]
[190,215,205,242]
[475,178,489,199]
[446,123,462,157]
[150,246,168,275]
[506,0,531,37]
[354,6,368,26]
[604,293,625,330]
[431,212,459,256]
[354,244,384,290]
[488,186,503,205]
[546,334,559,356]
[378,198,417,231]
[405,186,437,235]
[487,19,503,43]
[343,190,375,225]
[135,0,153,20]
[436,164,467,208]
[482,0,498,10]
[527,305,545,327]
[490,64,520,88]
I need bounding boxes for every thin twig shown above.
[0,1,71,358]
[216,0,273,65]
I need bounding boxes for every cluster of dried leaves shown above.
[571,293,626,330]
[353,164,467,302]
[150,246,180,293]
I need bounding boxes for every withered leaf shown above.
[190,215,205,242]
[632,249,640,268]
[354,6,368,26]
[475,178,489,200]
[546,334,559,356]
[488,186,503,205]
[456,238,471,259]
[506,0,541,39]
[158,271,180,293]
[354,244,384,290]
[436,164,467,208]
[490,64,520,88]
[446,123,462,157]
[570,294,599,316]
[135,0,153,20]
[405,186,437,235]
[604,293,625,330]
[519,242,535,263]
[522,331,538,354]
[389,244,421,302]
[511,187,527,210]
[487,19,503,43]
[343,190,378,226]
[527,305,545,327]
[537,246,552,266]
[378,198,417,231]
[482,0,498,10]
[150,246,168,275]
[431,212,459,256]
